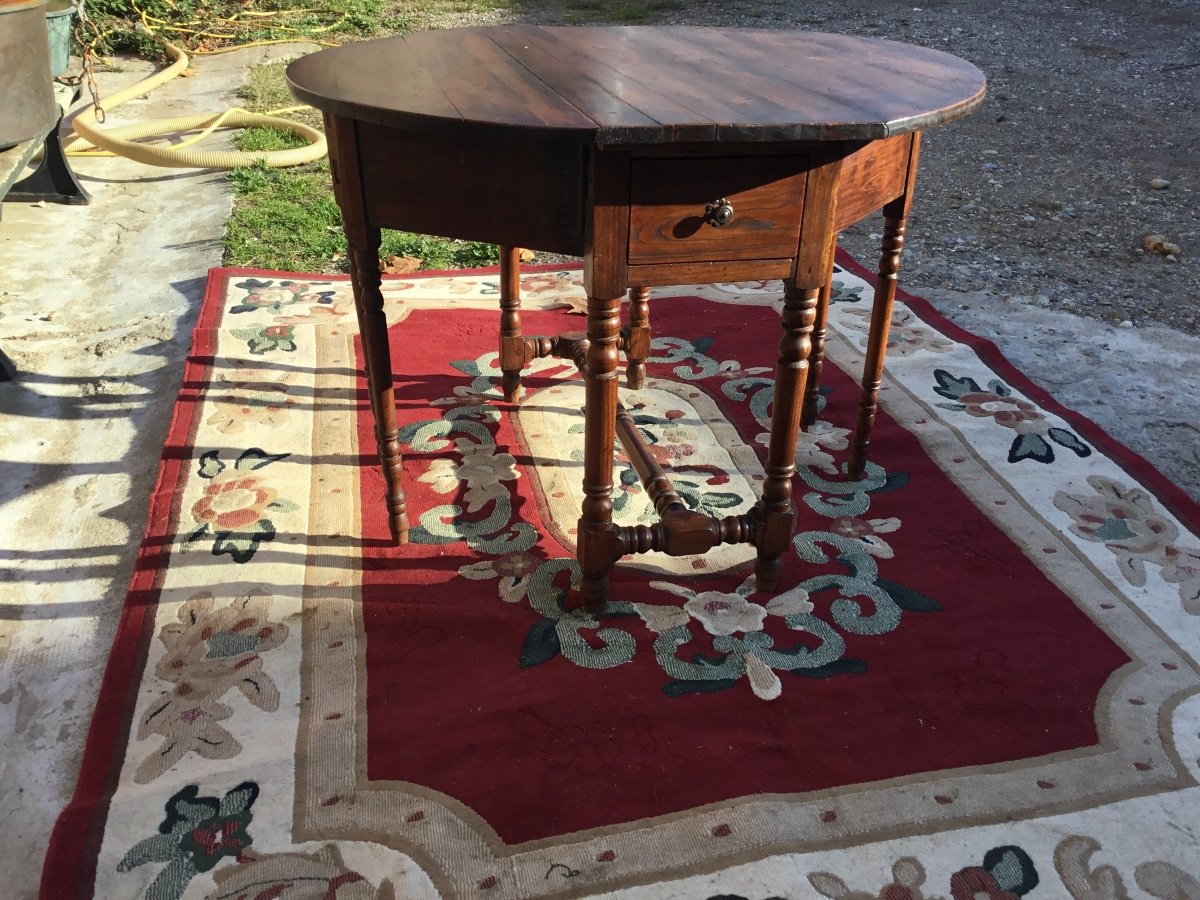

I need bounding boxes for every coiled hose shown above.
[64,32,326,169]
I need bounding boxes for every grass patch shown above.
[225,164,341,270]
[84,0,513,59]
[85,0,387,59]
[233,126,312,154]
[237,62,323,130]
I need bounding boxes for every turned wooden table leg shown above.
[756,281,821,590]
[325,113,408,544]
[848,132,920,481]
[801,233,839,427]
[848,202,907,481]
[577,149,631,613]
[624,285,651,389]
[755,152,842,590]
[498,246,526,402]
[578,291,624,613]
[348,233,410,544]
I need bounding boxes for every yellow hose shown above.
[64,30,326,169]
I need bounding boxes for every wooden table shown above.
[287,26,986,611]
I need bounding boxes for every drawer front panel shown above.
[628,155,807,265]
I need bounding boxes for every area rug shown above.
[43,258,1200,899]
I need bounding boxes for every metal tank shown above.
[0,0,57,150]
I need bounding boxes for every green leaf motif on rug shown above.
[230,324,298,354]
[184,447,294,564]
[118,782,259,900]
[874,577,942,613]
[400,400,537,554]
[932,368,1092,465]
[519,617,562,669]
[228,277,337,315]
[439,335,942,701]
[828,278,866,304]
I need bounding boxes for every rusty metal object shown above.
[0,0,57,151]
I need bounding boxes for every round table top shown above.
[287,26,986,146]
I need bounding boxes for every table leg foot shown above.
[376,427,410,544]
[754,555,783,592]
[380,427,411,545]
[500,378,522,404]
[579,572,609,614]
[578,520,621,613]
[389,517,410,546]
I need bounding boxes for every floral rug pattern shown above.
[43,262,1200,900]
[403,337,939,701]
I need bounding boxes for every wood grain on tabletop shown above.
[286,26,987,144]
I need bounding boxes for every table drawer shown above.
[628,155,807,265]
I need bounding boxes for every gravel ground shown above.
[432,0,1199,334]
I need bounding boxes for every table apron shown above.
[354,120,588,257]
[343,120,918,283]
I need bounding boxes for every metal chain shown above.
[72,1,106,123]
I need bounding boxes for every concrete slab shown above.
[0,42,317,897]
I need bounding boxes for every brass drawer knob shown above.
[704,197,734,227]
